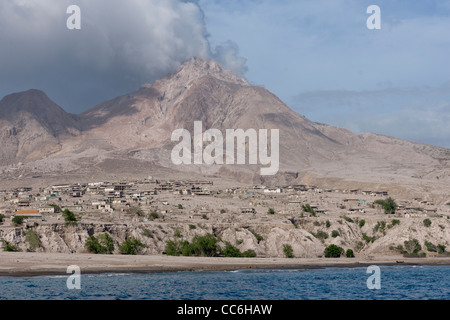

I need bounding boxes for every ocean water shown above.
[0,265,449,300]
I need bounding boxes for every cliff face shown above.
[2,216,449,258]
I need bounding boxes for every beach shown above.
[1,252,450,277]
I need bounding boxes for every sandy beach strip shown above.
[1,252,450,277]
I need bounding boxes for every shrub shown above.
[283,244,294,258]
[437,244,447,254]
[0,214,5,224]
[325,220,331,228]
[24,230,41,251]
[127,206,144,216]
[362,233,376,243]
[423,219,432,227]
[142,229,154,238]
[343,216,354,223]
[12,215,25,226]
[221,242,243,257]
[2,240,20,252]
[403,239,422,256]
[359,219,366,228]
[373,221,386,233]
[249,229,263,243]
[374,197,397,214]
[324,244,345,258]
[189,224,196,230]
[119,237,145,255]
[183,234,219,257]
[174,228,182,238]
[177,204,183,209]
[390,219,400,227]
[165,239,185,256]
[62,209,77,225]
[242,249,257,258]
[85,233,115,254]
[149,212,159,220]
[331,230,340,238]
[267,208,275,215]
[346,249,355,258]
[312,230,329,240]
[424,241,437,252]
[301,204,316,216]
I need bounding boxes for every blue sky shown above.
[0,0,449,148]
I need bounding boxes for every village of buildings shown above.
[0,176,447,228]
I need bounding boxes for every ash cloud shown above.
[0,0,248,113]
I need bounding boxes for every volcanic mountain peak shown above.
[148,57,249,91]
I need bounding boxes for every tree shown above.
[324,244,345,258]
[302,204,316,216]
[62,209,77,225]
[283,244,294,258]
[346,249,355,258]
[12,216,25,226]
[119,237,145,255]
[423,219,432,227]
[374,197,397,214]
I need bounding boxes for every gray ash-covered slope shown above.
[0,58,449,192]
[0,89,79,164]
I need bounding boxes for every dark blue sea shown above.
[0,265,449,300]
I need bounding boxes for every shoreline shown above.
[1,252,450,277]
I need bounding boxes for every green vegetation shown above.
[358,219,366,228]
[127,206,144,217]
[142,229,154,238]
[331,230,340,238]
[325,220,331,228]
[221,242,256,258]
[174,228,182,238]
[374,197,397,214]
[402,239,425,257]
[373,221,386,233]
[343,216,354,223]
[148,212,159,220]
[324,244,345,258]
[119,237,145,255]
[2,240,20,252]
[49,204,62,213]
[12,215,25,226]
[283,244,294,258]
[267,208,275,215]
[424,240,437,252]
[165,234,256,258]
[189,224,196,230]
[301,204,316,217]
[85,233,115,254]
[24,230,41,251]
[437,244,447,254]
[362,233,376,243]
[0,214,5,224]
[62,209,77,225]
[177,204,183,209]
[311,230,328,240]
[346,249,355,258]
[423,218,432,228]
[390,219,400,227]
[249,229,263,243]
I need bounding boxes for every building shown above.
[13,210,42,222]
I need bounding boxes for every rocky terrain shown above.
[1,213,449,259]
[0,58,449,198]
[1,57,449,261]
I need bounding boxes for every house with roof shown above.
[13,209,43,222]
